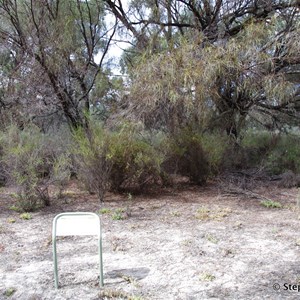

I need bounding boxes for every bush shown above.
[73,122,166,198]
[221,130,278,170]
[108,124,165,191]
[239,130,278,167]
[72,124,112,202]
[0,147,6,187]
[227,130,300,175]
[266,134,300,175]
[163,129,228,184]
[0,124,71,211]
[241,130,275,149]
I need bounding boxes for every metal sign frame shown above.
[52,212,104,289]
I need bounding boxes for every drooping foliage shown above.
[0,0,299,204]
[128,17,300,136]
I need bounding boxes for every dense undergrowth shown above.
[0,122,299,211]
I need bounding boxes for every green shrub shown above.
[72,123,111,202]
[163,129,228,184]
[0,125,47,211]
[0,124,71,211]
[241,130,275,149]
[73,121,166,197]
[222,130,273,170]
[222,130,281,170]
[223,131,300,174]
[201,133,229,174]
[265,135,300,175]
[107,124,165,191]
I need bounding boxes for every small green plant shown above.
[9,205,21,212]
[121,275,141,288]
[99,208,111,214]
[260,200,282,208]
[7,218,16,223]
[125,193,133,218]
[182,239,192,246]
[200,272,216,282]
[195,207,210,220]
[196,206,232,221]
[19,213,32,220]
[112,209,125,220]
[170,211,181,217]
[99,288,143,299]
[9,193,18,199]
[205,233,218,244]
[127,193,133,202]
[3,287,16,297]
[112,212,123,221]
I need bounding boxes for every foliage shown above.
[195,206,232,221]
[0,0,299,204]
[241,131,276,150]
[3,287,16,297]
[73,120,170,197]
[72,123,112,202]
[223,131,300,174]
[112,211,124,221]
[163,129,228,184]
[107,123,165,191]
[201,133,229,174]
[0,0,114,129]
[205,233,219,244]
[266,135,300,175]
[260,200,282,209]
[128,17,300,136]
[200,272,216,282]
[0,125,71,211]
[236,130,278,168]
[99,208,111,214]
[91,72,124,121]
[19,213,32,220]
[9,205,22,213]
[99,288,144,300]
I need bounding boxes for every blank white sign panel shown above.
[55,215,100,236]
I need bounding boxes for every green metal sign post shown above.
[52,212,104,289]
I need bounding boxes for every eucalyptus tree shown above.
[0,0,116,130]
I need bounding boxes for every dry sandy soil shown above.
[0,179,300,300]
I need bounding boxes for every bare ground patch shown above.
[0,180,300,299]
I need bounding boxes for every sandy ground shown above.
[0,180,300,300]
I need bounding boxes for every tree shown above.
[106,0,300,136]
[0,0,116,130]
